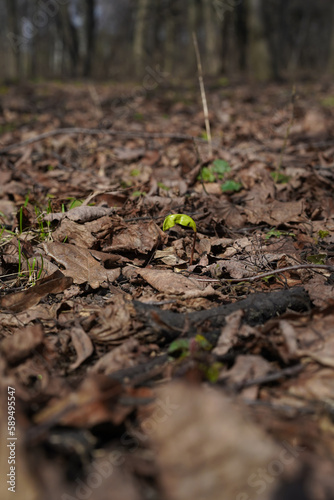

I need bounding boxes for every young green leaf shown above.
[197,167,216,183]
[270,172,291,184]
[306,254,326,265]
[212,159,231,178]
[168,339,190,357]
[163,214,197,232]
[221,180,242,193]
[318,230,329,239]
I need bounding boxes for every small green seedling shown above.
[212,159,231,178]
[197,159,231,183]
[221,180,242,193]
[306,254,326,265]
[270,172,291,184]
[168,339,190,358]
[318,230,329,239]
[265,228,296,240]
[162,214,197,266]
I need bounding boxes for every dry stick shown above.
[191,263,334,284]
[192,32,213,158]
[0,128,209,154]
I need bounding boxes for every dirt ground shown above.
[1,80,334,500]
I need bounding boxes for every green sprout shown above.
[265,228,296,240]
[221,180,242,193]
[318,230,329,239]
[162,214,197,266]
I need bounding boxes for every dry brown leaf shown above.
[213,309,244,356]
[44,205,114,223]
[113,146,145,160]
[68,324,94,371]
[135,268,217,297]
[103,220,167,253]
[143,382,278,500]
[90,338,139,374]
[52,218,96,247]
[1,324,44,364]
[304,275,334,307]
[0,270,73,313]
[244,199,305,225]
[43,241,120,288]
[88,295,134,343]
[34,375,127,427]
[214,259,258,279]
[220,354,271,400]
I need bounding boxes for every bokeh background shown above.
[1,0,334,82]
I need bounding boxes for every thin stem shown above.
[189,231,197,266]
[192,32,213,158]
[190,263,334,283]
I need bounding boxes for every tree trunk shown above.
[58,4,80,77]
[133,0,151,77]
[5,0,22,80]
[247,0,272,80]
[187,0,198,74]
[84,0,96,77]
[203,1,220,75]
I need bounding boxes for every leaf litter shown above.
[1,82,334,498]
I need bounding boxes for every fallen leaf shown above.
[142,382,278,500]
[88,295,134,343]
[103,221,167,253]
[68,324,94,371]
[135,268,217,297]
[0,270,73,313]
[34,375,126,427]
[44,205,115,223]
[244,199,305,225]
[113,147,145,160]
[90,338,139,374]
[1,324,44,364]
[52,218,96,247]
[43,241,120,288]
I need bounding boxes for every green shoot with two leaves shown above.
[162,214,197,266]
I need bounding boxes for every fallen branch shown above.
[134,287,311,345]
[0,127,209,154]
[191,263,334,284]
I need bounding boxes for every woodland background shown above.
[2,0,334,83]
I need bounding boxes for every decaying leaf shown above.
[133,268,217,297]
[44,205,115,223]
[68,324,94,371]
[143,382,278,500]
[43,241,120,288]
[0,270,73,313]
[103,220,167,253]
[1,324,44,364]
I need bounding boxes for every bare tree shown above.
[203,1,221,75]
[84,0,96,76]
[5,0,22,79]
[133,0,151,77]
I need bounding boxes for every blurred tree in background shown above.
[1,0,333,82]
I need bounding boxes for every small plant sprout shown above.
[162,214,197,266]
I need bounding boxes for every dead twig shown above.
[192,32,213,158]
[191,263,334,283]
[232,363,305,391]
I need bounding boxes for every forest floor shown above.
[1,80,334,500]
